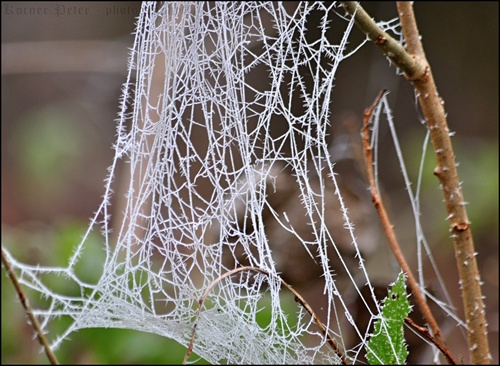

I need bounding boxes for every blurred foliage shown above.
[17,106,85,193]
[1,221,211,364]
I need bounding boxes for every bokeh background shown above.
[2,2,497,364]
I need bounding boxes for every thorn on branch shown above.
[375,35,386,45]
[452,222,470,231]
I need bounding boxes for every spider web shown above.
[2,2,463,364]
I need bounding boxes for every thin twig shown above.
[1,247,59,365]
[361,90,457,365]
[182,266,347,365]
[405,317,456,365]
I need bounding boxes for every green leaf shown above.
[366,272,412,365]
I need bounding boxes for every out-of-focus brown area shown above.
[1,2,497,364]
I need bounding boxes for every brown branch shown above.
[405,317,456,365]
[183,266,346,365]
[361,90,456,365]
[1,248,59,365]
[342,2,490,363]
[340,2,426,81]
[397,5,491,363]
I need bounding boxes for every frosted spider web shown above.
[2,2,464,364]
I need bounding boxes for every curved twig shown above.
[405,317,456,365]
[182,266,346,365]
[361,90,457,365]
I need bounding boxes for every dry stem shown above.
[361,91,456,364]
[341,2,490,363]
[405,317,456,364]
[1,248,59,365]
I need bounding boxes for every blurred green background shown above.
[2,2,498,364]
